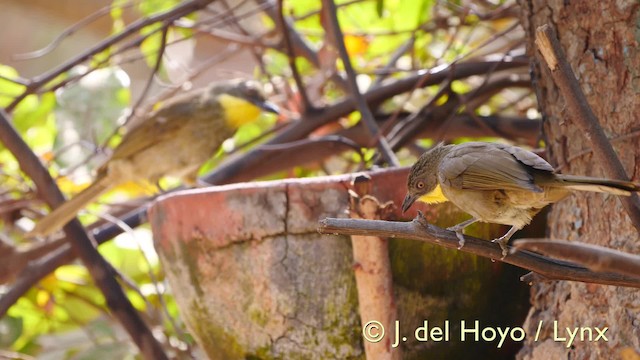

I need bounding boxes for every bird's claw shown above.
[446,226,466,250]
[491,236,509,259]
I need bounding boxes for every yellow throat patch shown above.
[218,94,262,129]
[418,184,449,204]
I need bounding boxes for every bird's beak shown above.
[258,101,279,114]
[401,193,417,213]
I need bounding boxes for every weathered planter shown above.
[149,168,530,359]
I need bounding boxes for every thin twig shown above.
[259,0,349,91]
[123,25,170,127]
[98,212,189,342]
[0,74,30,86]
[321,0,399,166]
[277,0,315,113]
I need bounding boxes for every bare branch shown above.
[513,239,640,280]
[277,0,315,113]
[321,0,399,166]
[318,216,640,288]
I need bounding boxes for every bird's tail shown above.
[553,174,640,196]
[29,176,112,237]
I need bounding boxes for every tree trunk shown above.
[519,1,640,359]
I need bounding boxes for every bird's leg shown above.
[492,226,519,258]
[447,218,478,249]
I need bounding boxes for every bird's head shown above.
[402,143,449,213]
[213,79,279,129]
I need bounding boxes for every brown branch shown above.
[534,24,640,233]
[318,216,640,288]
[122,25,170,128]
[40,21,167,95]
[512,239,640,280]
[0,111,167,359]
[0,74,29,86]
[277,0,315,113]
[321,0,399,166]
[258,0,349,91]
[0,236,66,284]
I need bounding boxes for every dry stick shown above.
[534,24,640,233]
[37,26,165,95]
[260,0,349,91]
[318,216,640,288]
[5,0,215,112]
[277,0,315,113]
[370,35,416,88]
[513,239,640,280]
[220,0,277,88]
[321,0,399,167]
[0,110,168,359]
[0,58,528,309]
[119,25,169,131]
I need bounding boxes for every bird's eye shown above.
[416,181,425,189]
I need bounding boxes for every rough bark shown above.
[519,1,640,359]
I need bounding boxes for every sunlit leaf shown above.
[139,24,166,68]
[344,35,369,56]
[138,0,180,16]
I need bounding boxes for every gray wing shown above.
[438,142,553,192]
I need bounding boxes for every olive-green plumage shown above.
[403,142,640,257]
[30,79,277,237]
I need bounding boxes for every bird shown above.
[29,79,278,237]
[402,142,640,257]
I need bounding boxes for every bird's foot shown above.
[446,218,478,250]
[446,227,466,249]
[491,226,519,259]
[491,236,509,259]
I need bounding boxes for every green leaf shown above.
[110,0,128,34]
[138,0,180,16]
[0,65,25,104]
[139,24,166,68]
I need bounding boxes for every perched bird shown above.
[30,79,278,237]
[402,142,640,257]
